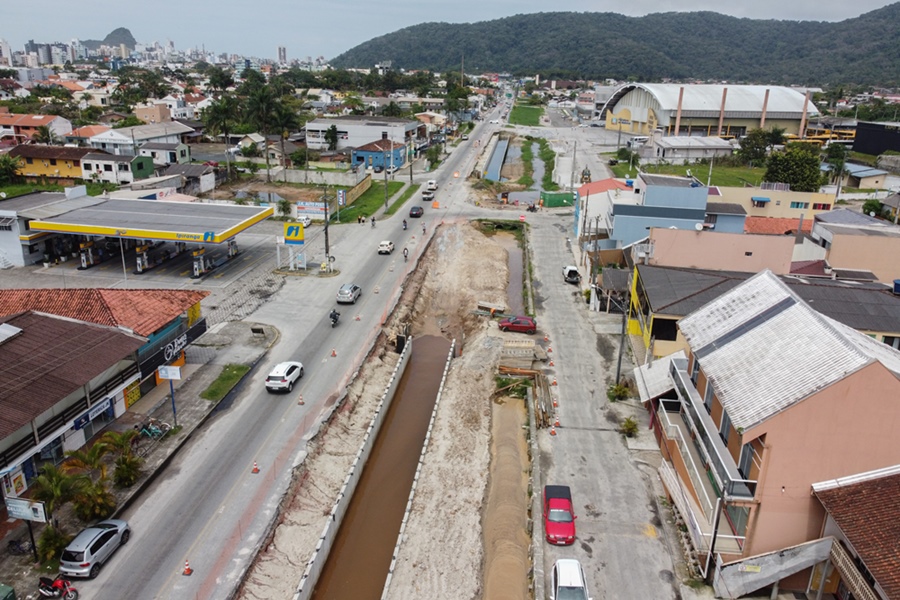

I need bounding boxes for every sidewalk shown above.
[0,321,277,593]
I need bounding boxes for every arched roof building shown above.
[598,84,818,138]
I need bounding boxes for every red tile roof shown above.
[0,289,209,337]
[744,216,813,235]
[355,139,405,152]
[68,125,110,138]
[578,178,631,196]
[815,472,900,600]
[0,311,145,438]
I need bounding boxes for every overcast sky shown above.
[2,0,896,62]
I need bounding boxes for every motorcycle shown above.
[330,310,340,328]
[527,204,538,213]
[39,575,79,600]
[402,220,407,230]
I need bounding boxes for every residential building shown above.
[636,270,900,597]
[82,152,154,184]
[0,111,72,145]
[138,142,191,166]
[7,145,95,183]
[134,102,172,124]
[715,186,833,220]
[647,136,735,165]
[627,263,900,361]
[88,122,194,156]
[810,208,900,283]
[351,138,407,170]
[65,124,110,146]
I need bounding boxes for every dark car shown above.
[409,206,424,218]
[373,165,384,173]
[498,315,537,334]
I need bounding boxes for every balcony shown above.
[670,358,756,500]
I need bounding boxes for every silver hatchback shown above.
[59,519,131,579]
[336,283,362,304]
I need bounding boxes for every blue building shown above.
[351,138,406,170]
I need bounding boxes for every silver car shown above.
[59,519,131,579]
[336,283,362,304]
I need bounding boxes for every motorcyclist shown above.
[403,247,409,262]
[329,308,340,323]
[402,219,407,230]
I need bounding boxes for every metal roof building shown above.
[599,84,818,138]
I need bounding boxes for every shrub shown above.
[113,454,144,488]
[607,384,629,402]
[38,525,72,563]
[620,416,639,438]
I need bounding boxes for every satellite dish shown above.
[0,192,6,199]
[695,223,703,231]
[870,211,876,217]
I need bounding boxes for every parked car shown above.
[409,206,424,218]
[422,190,435,201]
[543,485,576,545]
[550,559,591,600]
[265,361,304,392]
[385,165,399,174]
[378,241,395,254]
[373,165,384,173]
[59,519,131,579]
[563,266,582,284]
[461,134,469,140]
[297,215,312,227]
[498,315,537,334]
[336,283,362,304]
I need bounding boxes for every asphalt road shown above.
[71,106,677,599]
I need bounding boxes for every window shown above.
[84,163,92,171]
[118,163,128,171]
[690,357,700,385]
[49,159,57,165]
[103,164,112,172]
[790,202,809,209]
[25,157,33,164]
[73,160,79,167]
[883,336,900,350]
[719,410,731,445]
[812,203,831,210]
[703,382,714,413]
[738,443,753,479]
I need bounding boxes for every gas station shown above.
[27,198,274,278]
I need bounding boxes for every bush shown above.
[607,384,629,402]
[620,416,639,438]
[38,525,72,563]
[113,454,144,488]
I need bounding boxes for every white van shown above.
[627,136,649,148]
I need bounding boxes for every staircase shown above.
[713,538,833,598]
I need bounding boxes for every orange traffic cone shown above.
[549,360,555,367]
[552,378,558,386]
[544,335,549,342]
[298,394,305,406]
[554,416,560,427]
[331,348,337,357]
[550,426,557,436]
[548,346,553,353]
[183,559,193,576]
[252,461,260,474]
[553,399,558,408]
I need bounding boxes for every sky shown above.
[2,0,897,62]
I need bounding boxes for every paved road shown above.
[32,106,676,599]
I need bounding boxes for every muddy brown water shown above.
[312,335,452,600]
[494,232,525,316]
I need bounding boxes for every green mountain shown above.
[331,5,900,85]
[82,28,137,51]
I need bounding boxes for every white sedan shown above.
[378,241,395,254]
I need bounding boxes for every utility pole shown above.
[322,186,331,272]
[383,147,389,209]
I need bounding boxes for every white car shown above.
[426,180,438,191]
[422,190,435,201]
[378,241,394,254]
[265,361,304,393]
[550,559,591,600]
[297,216,312,227]
[385,165,399,174]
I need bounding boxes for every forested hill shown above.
[330,4,900,85]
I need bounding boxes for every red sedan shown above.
[498,315,536,334]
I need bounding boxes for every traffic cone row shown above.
[183,559,193,576]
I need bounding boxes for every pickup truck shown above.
[543,485,576,545]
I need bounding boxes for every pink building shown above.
[636,270,900,597]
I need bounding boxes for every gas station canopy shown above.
[28,198,273,243]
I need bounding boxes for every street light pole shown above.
[383,147,389,209]
[322,186,331,272]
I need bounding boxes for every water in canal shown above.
[311,335,452,600]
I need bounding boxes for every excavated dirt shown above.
[239,222,531,600]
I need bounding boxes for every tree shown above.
[825,142,848,199]
[29,464,84,523]
[63,442,111,483]
[381,101,402,117]
[862,199,884,218]
[426,143,443,165]
[325,124,339,151]
[112,116,145,129]
[205,95,240,175]
[32,125,56,145]
[764,145,824,192]
[272,102,299,182]
[206,66,234,95]
[0,153,22,185]
[247,86,277,182]
[737,128,770,164]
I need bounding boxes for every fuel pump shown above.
[175,241,187,255]
[191,246,207,278]
[78,241,95,270]
[135,244,149,273]
[227,239,239,258]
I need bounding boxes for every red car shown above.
[498,315,536,334]
[543,485,576,545]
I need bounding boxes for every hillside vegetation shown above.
[331,5,900,85]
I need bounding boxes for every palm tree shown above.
[29,464,84,524]
[272,102,299,182]
[247,86,277,182]
[62,442,111,482]
[0,153,22,185]
[32,125,56,145]
[99,429,143,488]
[205,95,240,176]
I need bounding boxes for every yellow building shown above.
[8,145,96,183]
